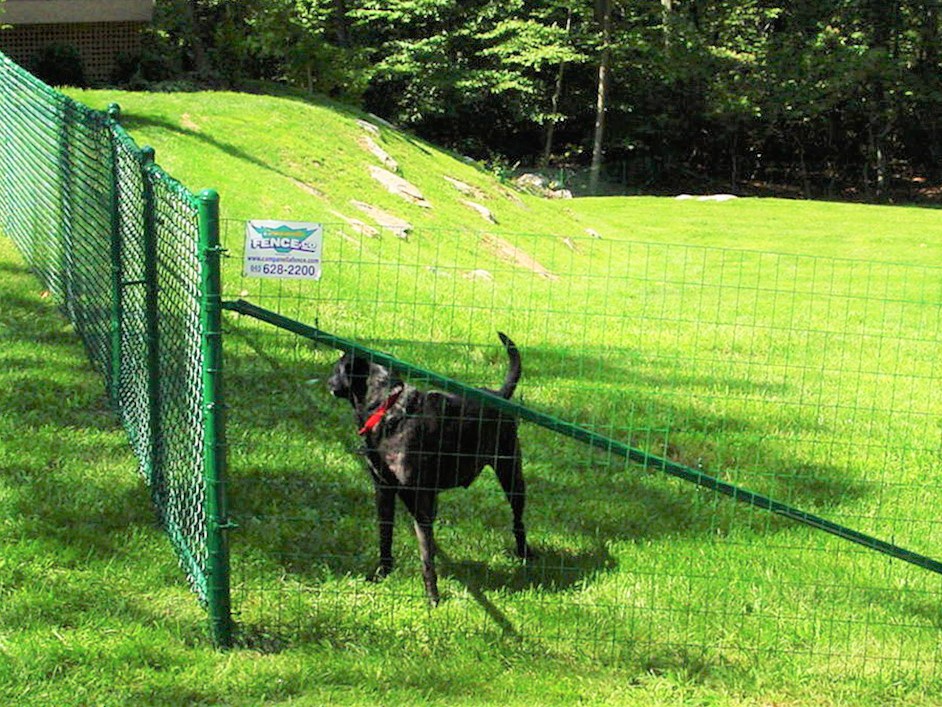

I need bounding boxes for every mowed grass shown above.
[217,219,942,703]
[0,234,715,707]
[3,86,941,704]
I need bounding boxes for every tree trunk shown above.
[540,8,573,168]
[862,0,897,197]
[333,0,349,46]
[588,0,612,195]
[661,0,673,48]
[185,0,211,75]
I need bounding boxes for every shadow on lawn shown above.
[0,270,155,537]
[0,259,30,275]
[0,255,199,637]
[224,324,882,646]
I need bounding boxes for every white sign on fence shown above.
[243,220,323,280]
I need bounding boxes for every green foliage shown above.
[31,43,88,88]
[140,0,942,195]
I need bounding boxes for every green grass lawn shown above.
[2,86,941,705]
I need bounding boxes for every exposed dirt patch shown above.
[480,233,558,280]
[180,113,200,131]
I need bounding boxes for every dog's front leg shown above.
[371,482,396,581]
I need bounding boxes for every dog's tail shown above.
[496,331,521,399]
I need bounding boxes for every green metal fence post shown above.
[107,104,123,408]
[197,189,234,648]
[141,146,162,491]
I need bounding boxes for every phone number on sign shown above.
[257,263,319,277]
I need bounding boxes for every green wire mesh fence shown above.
[220,218,942,671]
[0,53,232,646]
[3,46,942,676]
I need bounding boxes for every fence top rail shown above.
[223,296,942,579]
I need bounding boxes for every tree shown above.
[139,0,942,198]
[588,0,612,194]
[541,5,575,166]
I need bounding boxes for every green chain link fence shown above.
[0,52,233,646]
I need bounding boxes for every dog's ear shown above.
[349,355,372,379]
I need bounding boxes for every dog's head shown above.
[327,352,372,401]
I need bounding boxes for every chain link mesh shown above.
[0,53,221,622]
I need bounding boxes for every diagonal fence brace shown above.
[223,298,942,577]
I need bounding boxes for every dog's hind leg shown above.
[371,482,396,581]
[494,450,535,561]
[400,490,440,606]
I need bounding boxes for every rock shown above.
[356,119,380,136]
[462,200,497,223]
[367,113,397,130]
[514,173,548,193]
[331,211,379,239]
[676,193,738,202]
[368,165,431,208]
[547,188,573,199]
[350,200,412,238]
[513,172,574,199]
[444,175,485,198]
[464,269,494,281]
[358,135,399,173]
[480,233,558,280]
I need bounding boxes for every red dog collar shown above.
[358,388,403,436]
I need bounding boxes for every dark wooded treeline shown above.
[131,0,942,199]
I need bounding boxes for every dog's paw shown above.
[519,545,538,562]
[367,562,394,583]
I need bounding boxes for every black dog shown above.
[327,333,533,605]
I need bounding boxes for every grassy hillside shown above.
[70,87,590,237]
[70,87,941,261]
[3,87,938,705]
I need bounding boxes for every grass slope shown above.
[70,87,592,237]
[3,87,939,705]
